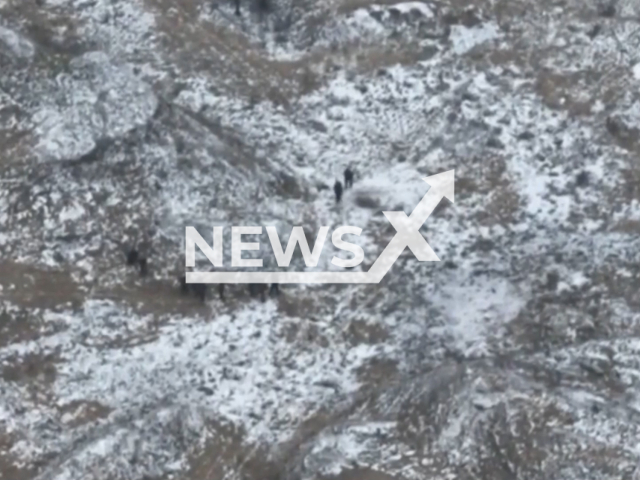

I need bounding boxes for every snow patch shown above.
[449,22,502,55]
[0,26,35,59]
[429,276,525,356]
[33,53,157,162]
[381,2,434,17]
[0,298,386,474]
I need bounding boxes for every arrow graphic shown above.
[365,169,454,282]
[187,170,454,284]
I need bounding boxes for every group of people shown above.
[334,167,354,203]
[125,166,356,304]
[179,274,279,304]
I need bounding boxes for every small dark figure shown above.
[126,248,139,266]
[192,283,207,303]
[334,180,343,203]
[344,168,354,189]
[248,283,266,302]
[598,3,615,17]
[270,283,279,297]
[218,283,225,300]
[138,257,148,277]
[606,116,620,137]
[234,0,240,15]
[576,171,589,188]
[180,274,189,294]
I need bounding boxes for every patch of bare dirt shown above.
[182,419,277,480]
[0,260,85,310]
[0,0,88,65]
[345,319,390,345]
[592,265,640,310]
[99,278,214,319]
[144,0,449,105]
[459,155,509,194]
[356,357,399,385]
[0,307,50,348]
[1,350,58,385]
[612,219,640,234]
[145,0,320,105]
[455,155,523,225]
[319,468,406,480]
[477,184,522,226]
[0,127,35,169]
[277,291,329,320]
[534,70,601,118]
[0,428,37,480]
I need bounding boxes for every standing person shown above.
[126,248,139,266]
[248,284,267,302]
[334,180,343,203]
[138,257,148,277]
[209,267,225,300]
[179,273,189,294]
[234,0,240,15]
[344,167,354,189]
[192,283,207,303]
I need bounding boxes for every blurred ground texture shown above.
[1,0,640,479]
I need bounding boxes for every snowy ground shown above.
[1,0,640,479]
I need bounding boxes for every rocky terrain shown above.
[1,0,640,478]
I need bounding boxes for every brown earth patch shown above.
[277,292,318,319]
[100,278,214,319]
[612,219,640,234]
[0,260,84,310]
[345,319,390,345]
[0,129,35,169]
[592,265,640,311]
[536,66,626,119]
[145,0,448,105]
[619,166,640,201]
[273,395,383,479]
[281,320,331,348]
[183,419,277,480]
[505,299,578,354]
[459,155,509,194]
[320,468,405,480]
[470,34,630,122]
[348,42,438,75]
[456,155,523,225]
[144,0,319,106]
[0,428,36,480]
[0,307,56,349]
[476,184,522,226]
[356,357,399,385]
[1,350,58,385]
[0,0,87,58]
